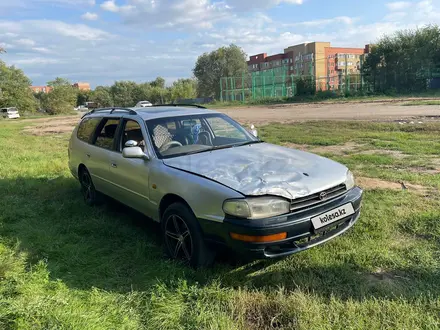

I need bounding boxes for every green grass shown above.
[0,120,439,329]
[402,100,440,106]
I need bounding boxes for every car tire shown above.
[162,202,215,268]
[79,167,101,206]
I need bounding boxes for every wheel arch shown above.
[159,194,194,222]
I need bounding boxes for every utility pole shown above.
[345,54,348,94]
[327,56,330,91]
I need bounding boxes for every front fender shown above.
[149,161,243,222]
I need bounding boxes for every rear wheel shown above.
[79,168,100,206]
[162,203,215,268]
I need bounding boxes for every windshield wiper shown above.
[208,140,263,151]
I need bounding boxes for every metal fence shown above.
[220,67,440,102]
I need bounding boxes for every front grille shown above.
[290,183,346,212]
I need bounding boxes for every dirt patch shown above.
[366,268,409,285]
[310,142,363,155]
[357,177,429,193]
[357,149,406,158]
[282,143,310,152]
[284,142,364,155]
[406,166,440,175]
[23,117,81,136]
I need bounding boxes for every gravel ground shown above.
[217,102,440,125]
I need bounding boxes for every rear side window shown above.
[77,118,101,143]
[94,119,120,150]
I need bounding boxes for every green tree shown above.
[110,81,138,107]
[90,86,112,107]
[170,78,197,101]
[363,25,440,93]
[0,60,37,112]
[77,90,91,107]
[150,77,165,89]
[47,77,71,87]
[193,44,248,99]
[41,85,77,115]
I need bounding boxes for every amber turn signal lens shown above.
[230,232,287,243]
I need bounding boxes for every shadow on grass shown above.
[0,176,438,302]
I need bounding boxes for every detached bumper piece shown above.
[199,186,363,259]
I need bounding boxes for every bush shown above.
[41,86,77,115]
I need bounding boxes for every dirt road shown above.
[218,102,440,125]
[19,102,440,136]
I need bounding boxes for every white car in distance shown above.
[135,101,153,107]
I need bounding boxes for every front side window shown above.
[120,119,145,151]
[77,117,101,143]
[146,114,258,159]
[94,118,120,150]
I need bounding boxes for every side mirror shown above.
[122,146,149,160]
[249,124,258,137]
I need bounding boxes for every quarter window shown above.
[94,119,120,150]
[77,117,101,143]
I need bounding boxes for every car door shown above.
[107,118,153,216]
[87,117,122,194]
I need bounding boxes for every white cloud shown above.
[81,12,98,21]
[103,0,230,29]
[11,58,62,65]
[225,0,302,10]
[100,0,302,30]
[101,0,121,12]
[32,47,53,54]
[36,0,95,5]
[36,21,110,41]
[283,16,355,28]
[386,1,411,11]
[16,38,36,46]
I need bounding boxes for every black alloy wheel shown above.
[80,169,98,206]
[164,214,193,262]
[162,203,216,268]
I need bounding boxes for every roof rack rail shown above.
[81,107,137,118]
[153,103,207,109]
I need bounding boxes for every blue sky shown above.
[0,0,438,87]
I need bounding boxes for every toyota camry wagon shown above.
[68,105,363,267]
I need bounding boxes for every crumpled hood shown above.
[163,143,348,200]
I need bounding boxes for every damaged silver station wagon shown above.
[68,105,363,267]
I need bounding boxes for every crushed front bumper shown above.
[199,186,363,259]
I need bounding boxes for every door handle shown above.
[111,163,117,168]
[86,153,90,158]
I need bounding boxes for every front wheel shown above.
[162,203,215,268]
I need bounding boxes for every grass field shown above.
[0,119,439,329]
[402,100,440,106]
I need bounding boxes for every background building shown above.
[247,42,372,91]
[72,82,91,91]
[30,86,53,93]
